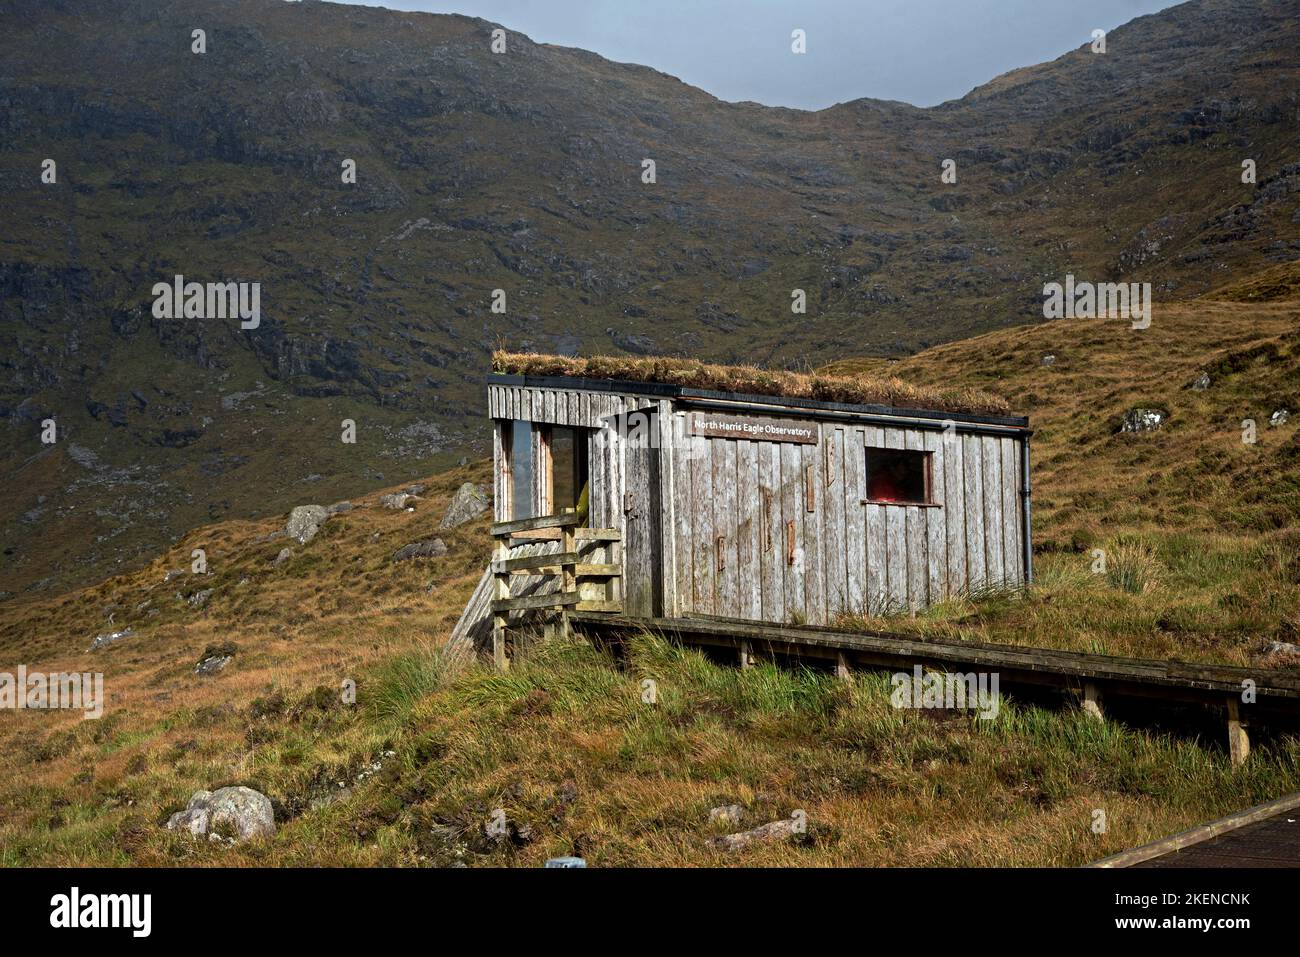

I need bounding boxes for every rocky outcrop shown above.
[166,786,275,843]
[392,539,447,561]
[440,483,489,529]
[286,505,328,543]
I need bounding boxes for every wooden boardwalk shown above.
[572,612,1300,712]
[1091,792,1300,868]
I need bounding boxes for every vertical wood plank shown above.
[944,427,967,596]
[904,430,927,611]
[963,433,986,592]
[844,427,867,616]
[736,439,763,620]
[882,429,908,613]
[780,442,804,623]
[1002,437,1021,587]
[690,435,715,615]
[924,429,948,604]
[493,420,508,522]
[984,434,1004,587]
[672,413,694,615]
[759,441,785,623]
[801,441,826,624]
[714,439,739,617]
[825,426,848,620]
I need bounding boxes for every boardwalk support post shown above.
[1082,681,1104,721]
[1226,696,1250,767]
[739,641,754,670]
[492,532,510,672]
[835,651,851,682]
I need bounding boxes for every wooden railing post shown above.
[560,507,576,640]
[492,531,510,671]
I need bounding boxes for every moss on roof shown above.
[491,351,1013,417]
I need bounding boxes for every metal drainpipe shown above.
[1021,433,1034,584]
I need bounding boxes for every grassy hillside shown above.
[3,0,1299,596]
[3,275,1299,867]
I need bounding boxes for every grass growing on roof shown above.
[492,350,1012,417]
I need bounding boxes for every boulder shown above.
[1190,372,1211,391]
[379,492,416,509]
[166,786,275,843]
[188,588,213,608]
[272,547,292,567]
[286,504,328,544]
[89,627,134,651]
[327,501,353,515]
[1270,409,1290,427]
[392,539,448,562]
[1040,354,1057,367]
[1120,408,1166,433]
[707,815,803,853]
[440,482,490,529]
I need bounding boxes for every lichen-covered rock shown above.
[440,482,489,528]
[272,547,292,567]
[1270,409,1290,427]
[1190,372,1211,391]
[166,786,274,843]
[1121,408,1166,433]
[379,492,416,509]
[392,539,447,561]
[286,504,328,544]
[89,627,134,651]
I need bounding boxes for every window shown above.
[865,447,932,505]
[505,421,591,520]
[546,426,589,516]
[508,420,534,520]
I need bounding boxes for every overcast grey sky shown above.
[338,0,1183,109]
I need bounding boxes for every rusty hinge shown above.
[785,520,796,565]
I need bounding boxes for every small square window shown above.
[865,447,931,505]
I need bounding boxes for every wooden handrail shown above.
[491,512,581,537]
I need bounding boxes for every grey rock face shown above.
[392,539,448,561]
[195,654,232,676]
[1121,408,1166,433]
[166,786,275,843]
[440,482,489,528]
[286,504,328,543]
[89,627,134,651]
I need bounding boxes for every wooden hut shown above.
[481,357,1032,629]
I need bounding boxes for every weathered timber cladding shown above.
[489,379,1029,627]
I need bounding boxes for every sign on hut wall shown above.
[687,412,819,444]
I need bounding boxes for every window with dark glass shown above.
[509,420,534,520]
[546,426,589,516]
[865,448,931,505]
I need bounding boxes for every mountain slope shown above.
[1,0,1298,596]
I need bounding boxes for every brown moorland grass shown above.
[1,285,1298,867]
[491,350,1013,417]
